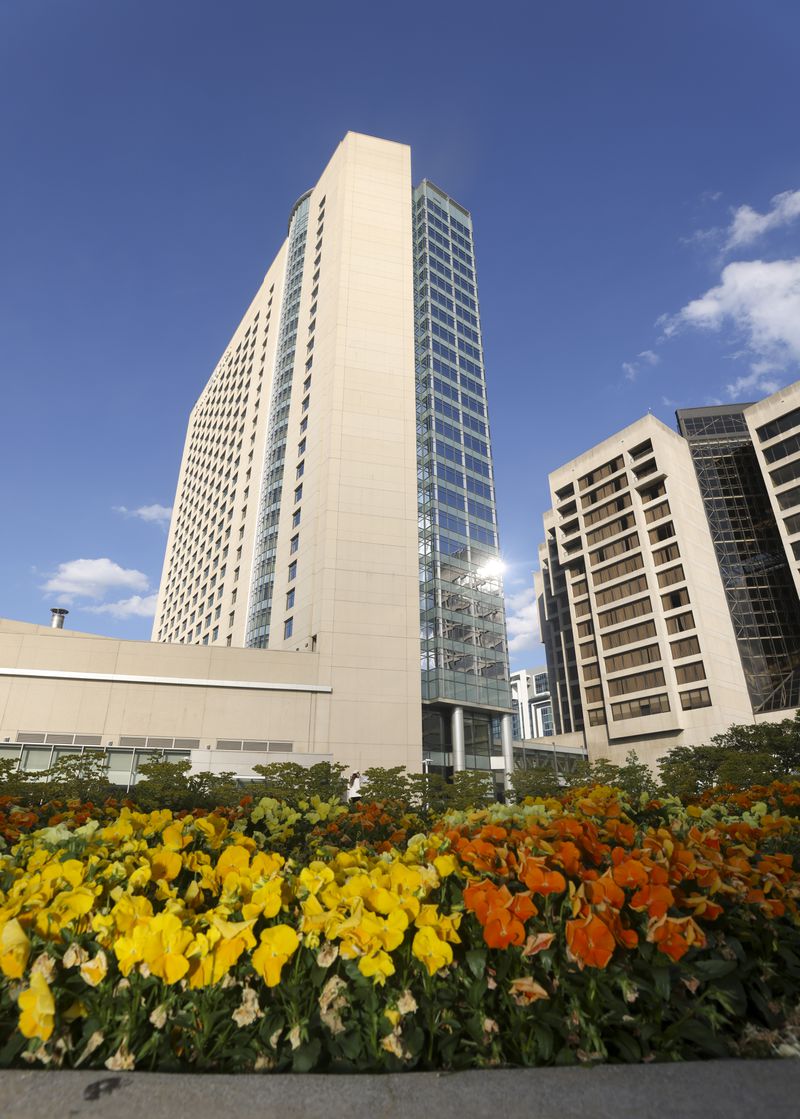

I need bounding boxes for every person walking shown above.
[346,771,362,804]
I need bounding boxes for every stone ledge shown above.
[1,1059,799,1119]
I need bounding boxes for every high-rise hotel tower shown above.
[152,133,513,778]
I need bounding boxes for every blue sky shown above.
[2,1,799,670]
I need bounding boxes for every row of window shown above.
[160,298,272,646]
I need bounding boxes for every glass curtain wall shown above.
[413,180,511,717]
[677,405,800,711]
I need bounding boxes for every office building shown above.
[510,668,554,740]
[535,385,800,767]
[536,415,755,767]
[0,133,514,784]
[3,135,514,779]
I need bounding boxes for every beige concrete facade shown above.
[745,379,800,602]
[539,415,753,768]
[0,617,333,780]
[149,133,422,774]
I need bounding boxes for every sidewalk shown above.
[1,1059,798,1119]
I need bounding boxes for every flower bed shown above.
[1,784,799,1071]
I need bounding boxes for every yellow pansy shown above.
[215,845,250,878]
[142,809,173,837]
[58,860,86,888]
[149,848,182,882]
[412,927,453,977]
[127,864,152,891]
[101,816,134,843]
[36,887,97,935]
[358,949,395,985]
[193,815,229,848]
[109,893,154,934]
[434,854,457,878]
[252,925,299,987]
[250,850,284,878]
[115,912,194,983]
[298,862,335,896]
[242,880,283,922]
[162,820,190,850]
[18,972,55,1041]
[0,919,31,979]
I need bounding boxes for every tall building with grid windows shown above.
[150,133,514,778]
[535,387,800,769]
[536,414,754,768]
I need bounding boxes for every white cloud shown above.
[661,258,800,396]
[85,593,159,619]
[505,586,541,656]
[622,349,660,382]
[114,503,172,527]
[725,189,800,251]
[42,558,149,604]
[724,367,782,402]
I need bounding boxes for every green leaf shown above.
[653,965,671,1000]
[338,1030,363,1061]
[291,1038,322,1072]
[676,1019,728,1057]
[691,959,738,981]
[610,1030,641,1062]
[465,948,487,979]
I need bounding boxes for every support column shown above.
[500,713,515,789]
[451,706,466,772]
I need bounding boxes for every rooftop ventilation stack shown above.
[50,608,69,630]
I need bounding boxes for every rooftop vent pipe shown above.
[50,608,69,630]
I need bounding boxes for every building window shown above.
[284,617,294,639]
[286,589,295,610]
[294,484,303,503]
[675,661,706,685]
[288,561,297,582]
[680,687,712,710]
[611,693,670,721]
[290,534,299,555]
[292,508,301,528]
[296,461,305,479]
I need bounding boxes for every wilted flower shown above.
[30,953,57,984]
[232,987,262,1028]
[397,990,417,1016]
[105,1042,136,1070]
[80,950,108,988]
[319,976,348,1035]
[62,943,89,970]
[316,942,339,968]
[509,977,549,1005]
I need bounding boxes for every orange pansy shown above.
[565,913,615,970]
